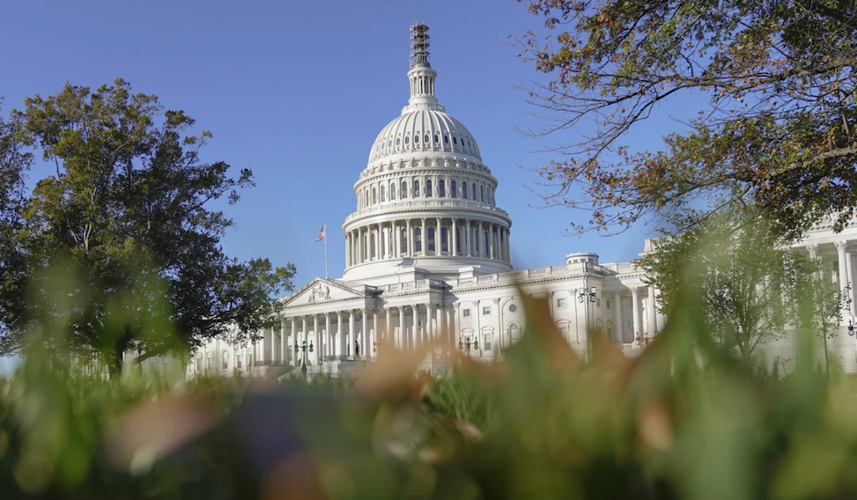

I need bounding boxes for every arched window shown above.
[508,323,521,344]
[404,136,409,145]
[401,228,408,253]
[428,227,436,252]
[426,179,433,197]
[480,185,484,202]
[453,136,458,145]
[441,227,448,252]
[364,190,369,207]
[415,228,422,252]
[439,180,446,197]
[413,180,420,198]
[425,134,430,144]
[414,135,419,144]
[221,351,228,370]
[451,180,457,198]
[381,185,386,202]
[372,187,377,204]
[434,134,439,143]
[206,353,213,370]
[472,183,476,200]
[390,183,396,200]
[401,181,408,199]
[443,135,449,144]
[236,351,243,369]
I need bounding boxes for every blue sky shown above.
[1,0,699,293]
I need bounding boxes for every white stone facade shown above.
[188,25,857,379]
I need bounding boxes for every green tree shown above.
[0,108,30,354]
[0,79,295,374]
[516,0,857,238]
[638,210,811,365]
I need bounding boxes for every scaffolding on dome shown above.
[409,23,431,68]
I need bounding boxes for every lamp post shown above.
[578,285,597,328]
[293,340,314,375]
[458,337,479,357]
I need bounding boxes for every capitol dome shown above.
[342,24,512,285]
[369,109,482,164]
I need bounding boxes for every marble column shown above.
[313,315,319,365]
[398,305,405,350]
[426,302,433,342]
[345,233,350,268]
[489,224,495,259]
[385,307,392,344]
[360,310,367,358]
[452,302,461,350]
[613,291,623,343]
[413,305,420,347]
[631,287,642,342]
[290,318,297,366]
[325,314,331,358]
[421,218,427,255]
[436,217,442,255]
[281,318,287,365]
[393,221,399,258]
[837,241,849,291]
[337,312,343,358]
[406,219,413,257]
[647,286,656,337]
[372,309,378,357]
[452,218,458,257]
[465,219,471,257]
[436,303,443,344]
[348,310,355,359]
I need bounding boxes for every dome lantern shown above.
[407,24,440,111]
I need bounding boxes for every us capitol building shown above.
[186,25,857,378]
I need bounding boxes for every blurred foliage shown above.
[4,283,857,499]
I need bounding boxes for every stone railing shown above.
[344,199,511,223]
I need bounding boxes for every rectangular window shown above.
[606,299,612,310]
[596,298,602,308]
[483,334,492,351]
[236,354,243,368]
[463,308,471,317]
[482,306,491,316]
[557,298,567,308]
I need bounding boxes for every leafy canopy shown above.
[0,79,295,371]
[637,209,812,364]
[517,0,857,238]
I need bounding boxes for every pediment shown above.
[284,278,365,307]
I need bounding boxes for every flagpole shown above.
[324,222,328,279]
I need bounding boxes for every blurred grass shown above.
[3,289,857,499]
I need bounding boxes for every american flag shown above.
[314,223,326,242]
